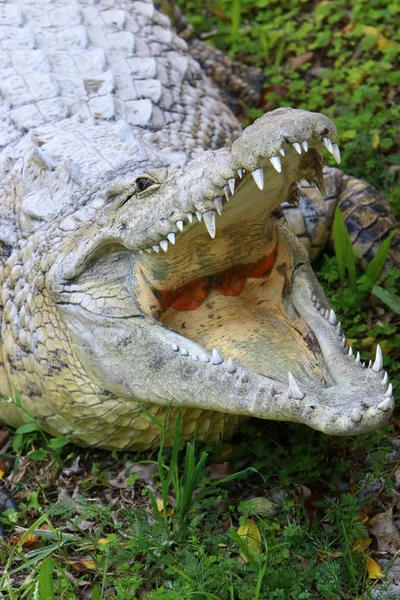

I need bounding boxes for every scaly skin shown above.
[0,0,395,449]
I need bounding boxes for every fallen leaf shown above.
[237,518,261,562]
[246,497,277,517]
[362,26,400,51]
[369,513,400,554]
[207,462,233,480]
[155,497,173,517]
[70,560,96,573]
[9,533,38,548]
[353,537,372,552]
[366,557,385,579]
[0,431,10,449]
[289,52,314,70]
[318,549,342,559]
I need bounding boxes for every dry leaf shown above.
[0,431,10,449]
[9,533,38,547]
[70,560,96,573]
[366,557,385,579]
[318,549,342,559]
[352,537,372,552]
[237,518,261,562]
[289,52,314,70]
[369,513,400,554]
[362,26,400,51]
[155,497,173,517]
[246,497,277,517]
[207,462,233,480]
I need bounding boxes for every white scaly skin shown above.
[0,1,395,449]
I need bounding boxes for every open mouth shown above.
[54,108,394,437]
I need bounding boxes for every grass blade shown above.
[365,230,395,284]
[372,285,400,315]
[38,557,55,600]
[333,207,356,291]
[231,0,241,38]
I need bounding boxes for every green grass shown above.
[1,1,399,598]
[179,0,400,215]
[0,415,396,599]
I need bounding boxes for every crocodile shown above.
[0,0,397,450]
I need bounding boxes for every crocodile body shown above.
[0,0,396,450]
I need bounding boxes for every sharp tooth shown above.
[302,140,308,152]
[288,372,305,400]
[153,244,160,253]
[341,337,346,347]
[381,372,388,386]
[181,348,189,356]
[224,185,231,201]
[371,344,383,373]
[145,248,152,254]
[385,383,393,398]
[212,348,223,365]
[226,358,236,374]
[187,212,194,223]
[160,239,168,252]
[251,168,264,190]
[196,211,202,222]
[323,137,333,153]
[355,351,361,364]
[315,301,321,310]
[362,362,366,368]
[292,142,302,154]
[328,309,336,325]
[270,156,282,173]
[191,354,199,361]
[351,409,363,423]
[172,344,179,352]
[167,232,176,244]
[311,294,317,303]
[237,168,243,179]
[176,220,184,231]
[348,346,354,358]
[203,210,217,239]
[214,197,223,215]
[336,322,343,336]
[228,177,236,194]
[279,147,285,156]
[331,143,341,164]
[368,360,372,368]
[377,397,392,411]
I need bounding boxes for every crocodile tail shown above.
[154,1,264,115]
[333,172,400,271]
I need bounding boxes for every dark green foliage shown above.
[179,0,400,215]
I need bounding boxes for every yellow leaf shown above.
[70,560,96,573]
[0,469,4,480]
[155,497,173,517]
[353,537,372,552]
[237,518,261,562]
[318,549,342,559]
[366,557,384,579]
[371,133,380,149]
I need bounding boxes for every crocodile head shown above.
[49,108,394,443]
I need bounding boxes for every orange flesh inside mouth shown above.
[153,242,279,311]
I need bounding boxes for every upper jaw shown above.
[136,108,339,258]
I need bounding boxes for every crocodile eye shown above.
[136,177,154,192]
